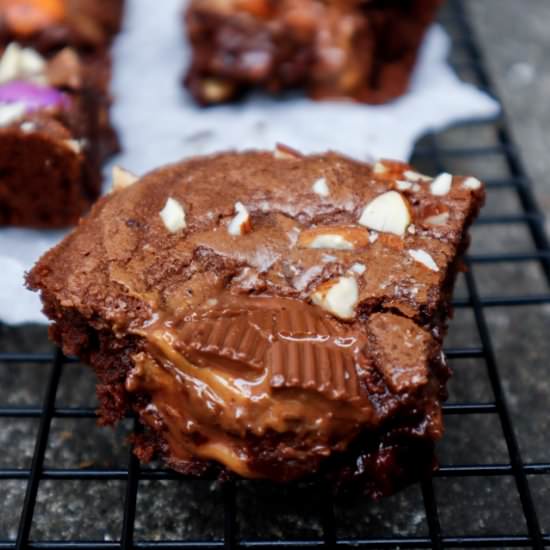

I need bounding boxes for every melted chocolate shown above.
[127,295,380,478]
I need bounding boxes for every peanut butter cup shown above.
[27,149,484,494]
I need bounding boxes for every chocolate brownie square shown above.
[28,148,484,495]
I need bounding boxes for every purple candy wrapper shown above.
[0,80,69,112]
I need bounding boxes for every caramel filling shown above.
[127,295,376,478]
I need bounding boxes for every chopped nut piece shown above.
[0,43,47,85]
[19,48,45,77]
[358,191,411,236]
[46,47,82,90]
[312,177,329,197]
[463,176,482,190]
[228,201,252,236]
[200,78,235,103]
[311,276,359,320]
[274,143,302,160]
[404,170,432,182]
[396,180,412,191]
[0,102,26,126]
[298,226,370,250]
[408,249,439,272]
[112,166,139,192]
[63,139,83,154]
[322,254,337,263]
[373,161,388,174]
[430,173,453,196]
[305,234,352,250]
[424,212,450,225]
[20,121,36,133]
[160,197,187,233]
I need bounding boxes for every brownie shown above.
[184,0,443,105]
[0,43,118,227]
[0,0,124,54]
[0,1,124,227]
[27,148,484,495]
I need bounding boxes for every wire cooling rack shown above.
[2,0,550,548]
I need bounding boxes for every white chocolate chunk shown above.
[408,249,439,272]
[160,197,187,232]
[312,177,330,197]
[311,276,358,320]
[0,43,47,84]
[350,263,366,275]
[430,173,453,196]
[424,212,450,225]
[228,201,251,236]
[396,180,412,191]
[358,191,411,236]
[112,165,139,191]
[404,170,432,182]
[463,176,482,190]
[0,102,26,126]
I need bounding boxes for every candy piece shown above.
[0,80,68,111]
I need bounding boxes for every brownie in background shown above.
[0,0,124,228]
[28,148,484,495]
[184,0,442,105]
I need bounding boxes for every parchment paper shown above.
[0,0,500,324]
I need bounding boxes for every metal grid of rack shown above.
[1,0,550,548]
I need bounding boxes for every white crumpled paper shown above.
[0,0,499,325]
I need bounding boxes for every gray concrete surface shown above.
[467,0,550,229]
[1,1,550,546]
